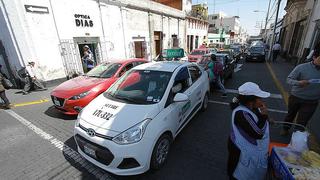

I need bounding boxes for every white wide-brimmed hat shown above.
[238,82,270,98]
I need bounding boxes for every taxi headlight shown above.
[75,108,84,127]
[113,119,151,145]
[70,91,90,100]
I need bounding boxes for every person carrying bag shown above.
[0,73,11,109]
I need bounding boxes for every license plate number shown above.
[253,57,257,59]
[84,145,96,158]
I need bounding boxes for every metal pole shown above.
[264,0,272,39]
[269,0,281,61]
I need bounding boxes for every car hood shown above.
[79,93,160,133]
[51,76,112,98]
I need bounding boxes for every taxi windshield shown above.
[105,70,172,104]
[86,63,122,78]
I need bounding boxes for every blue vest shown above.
[231,105,270,180]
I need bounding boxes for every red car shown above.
[188,48,210,62]
[50,59,147,115]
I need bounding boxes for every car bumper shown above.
[246,55,265,61]
[74,126,153,175]
[51,95,94,115]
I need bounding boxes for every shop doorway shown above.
[154,31,162,56]
[190,35,194,51]
[195,36,199,49]
[73,37,101,73]
[133,37,146,59]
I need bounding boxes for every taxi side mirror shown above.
[173,93,189,102]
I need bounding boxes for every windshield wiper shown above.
[87,75,101,78]
[114,94,142,104]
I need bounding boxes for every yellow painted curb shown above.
[13,98,50,107]
[266,62,289,106]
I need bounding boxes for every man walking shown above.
[282,48,320,134]
[82,45,95,72]
[0,73,11,109]
[22,61,46,95]
[210,54,227,97]
[272,42,281,62]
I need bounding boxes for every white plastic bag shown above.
[288,131,309,152]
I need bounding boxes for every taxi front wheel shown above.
[201,93,209,112]
[150,133,172,170]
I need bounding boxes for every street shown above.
[0,60,292,180]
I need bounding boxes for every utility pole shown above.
[269,0,281,61]
[264,0,272,39]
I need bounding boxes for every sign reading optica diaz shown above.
[74,14,93,27]
[162,48,185,58]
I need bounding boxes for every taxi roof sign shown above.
[162,48,184,58]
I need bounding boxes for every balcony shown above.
[152,0,182,10]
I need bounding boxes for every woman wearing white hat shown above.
[227,82,271,180]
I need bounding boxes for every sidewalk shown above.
[3,87,54,106]
[267,57,320,142]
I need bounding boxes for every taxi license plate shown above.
[84,145,96,158]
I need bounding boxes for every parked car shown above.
[50,59,147,115]
[245,45,266,62]
[208,48,217,54]
[188,48,210,62]
[197,53,236,84]
[74,61,210,175]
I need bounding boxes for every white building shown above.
[186,3,208,52]
[0,0,187,84]
[299,0,320,58]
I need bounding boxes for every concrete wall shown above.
[0,0,186,81]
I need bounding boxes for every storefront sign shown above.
[74,14,93,27]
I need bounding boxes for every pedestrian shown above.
[272,42,281,62]
[210,53,227,97]
[0,64,8,79]
[82,45,95,72]
[281,47,320,135]
[228,82,271,180]
[0,73,11,109]
[22,61,46,95]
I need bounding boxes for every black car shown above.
[245,45,266,62]
[197,53,236,84]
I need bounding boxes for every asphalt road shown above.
[0,60,288,180]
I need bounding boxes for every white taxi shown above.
[74,61,210,175]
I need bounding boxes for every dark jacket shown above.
[0,74,5,92]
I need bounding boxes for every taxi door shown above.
[161,67,192,135]
[187,65,203,113]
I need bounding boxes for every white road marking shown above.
[208,100,288,114]
[5,110,112,180]
[225,89,283,99]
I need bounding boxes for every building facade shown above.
[207,12,247,46]
[0,0,187,83]
[280,0,310,63]
[299,0,320,61]
[186,4,209,52]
